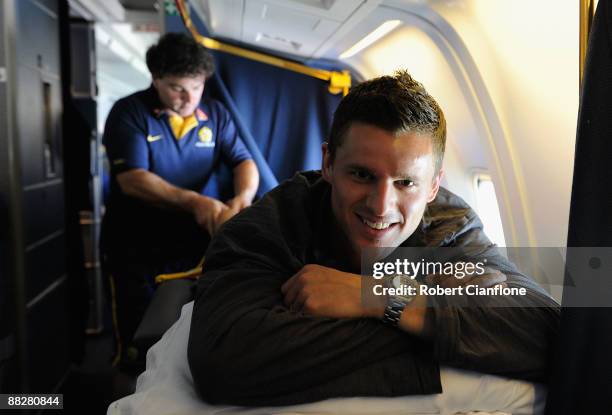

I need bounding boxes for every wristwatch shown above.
[382,275,420,326]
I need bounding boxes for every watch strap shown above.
[382,298,406,326]
[381,276,419,327]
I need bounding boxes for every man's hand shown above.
[226,194,252,212]
[208,193,254,231]
[281,264,371,319]
[116,169,231,237]
[190,195,230,235]
[215,204,240,230]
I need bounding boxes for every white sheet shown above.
[108,302,546,415]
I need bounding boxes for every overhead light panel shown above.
[95,27,111,45]
[339,20,401,59]
[69,0,125,22]
[130,60,149,76]
[109,41,132,62]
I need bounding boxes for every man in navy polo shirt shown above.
[101,32,259,370]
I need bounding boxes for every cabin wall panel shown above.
[24,233,66,304]
[429,0,578,246]
[14,0,69,393]
[23,184,65,247]
[25,278,70,393]
[15,0,60,75]
[0,0,69,393]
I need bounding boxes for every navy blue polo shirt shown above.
[101,85,252,266]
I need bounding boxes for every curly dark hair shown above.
[327,70,446,172]
[146,32,215,79]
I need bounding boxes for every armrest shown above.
[133,279,196,354]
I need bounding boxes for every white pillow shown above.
[108,302,545,415]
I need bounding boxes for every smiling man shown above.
[323,123,441,263]
[188,71,559,405]
[102,32,259,372]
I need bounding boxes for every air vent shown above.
[255,32,302,51]
[289,0,336,11]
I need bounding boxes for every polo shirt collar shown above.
[145,84,209,121]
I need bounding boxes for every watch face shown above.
[390,275,418,303]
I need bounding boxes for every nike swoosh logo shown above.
[147,134,162,142]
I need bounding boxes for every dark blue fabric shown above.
[165,11,344,191]
[202,73,279,200]
[209,52,343,183]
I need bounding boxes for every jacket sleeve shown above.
[187,190,441,406]
[425,214,560,382]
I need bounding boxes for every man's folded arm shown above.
[421,223,560,382]
[187,211,440,406]
[425,273,560,382]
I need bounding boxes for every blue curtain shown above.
[209,51,343,183]
[165,11,344,198]
[201,72,279,200]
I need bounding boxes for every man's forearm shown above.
[280,260,558,383]
[231,159,259,204]
[386,293,428,334]
[362,267,557,381]
[117,169,229,234]
[189,268,440,406]
[386,275,558,380]
[116,168,204,212]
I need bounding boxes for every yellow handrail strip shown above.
[174,0,351,95]
[579,0,597,87]
[154,255,205,284]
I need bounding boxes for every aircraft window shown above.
[474,174,506,247]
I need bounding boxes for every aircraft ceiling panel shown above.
[205,0,244,40]
[242,0,340,56]
[247,0,366,21]
[201,0,377,58]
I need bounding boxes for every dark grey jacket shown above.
[188,171,560,406]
